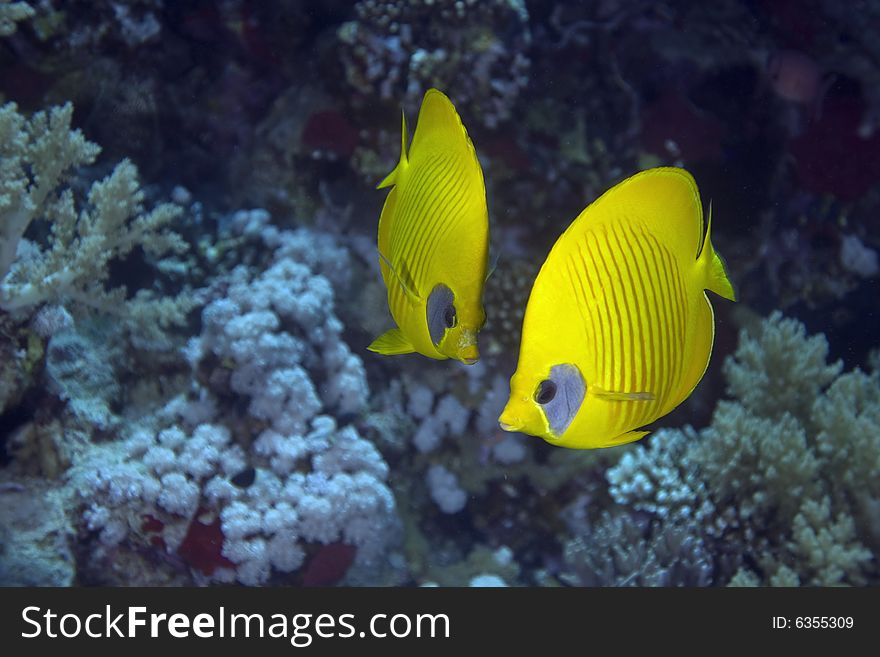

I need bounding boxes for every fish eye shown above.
[444,304,457,328]
[427,283,456,347]
[534,379,557,404]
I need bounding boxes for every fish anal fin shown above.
[368,328,415,356]
[599,430,650,448]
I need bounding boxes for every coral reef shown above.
[584,312,879,587]
[0,0,878,591]
[337,0,531,129]
[68,212,398,585]
[562,509,713,587]
[0,479,74,586]
[0,102,193,343]
[481,257,540,358]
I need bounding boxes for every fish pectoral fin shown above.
[368,328,416,355]
[599,430,651,448]
[485,248,500,282]
[378,250,422,305]
[589,386,655,402]
[396,259,421,302]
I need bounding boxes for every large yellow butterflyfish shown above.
[368,88,489,364]
[498,167,736,449]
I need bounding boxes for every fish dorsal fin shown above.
[408,89,482,179]
[598,430,650,448]
[572,167,703,262]
[378,249,422,305]
[368,328,416,355]
[377,109,408,190]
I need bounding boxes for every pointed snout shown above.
[459,344,479,365]
[498,402,522,433]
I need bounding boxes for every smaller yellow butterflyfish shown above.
[498,167,736,449]
[368,89,489,364]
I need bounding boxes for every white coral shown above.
[72,217,395,585]
[0,102,191,341]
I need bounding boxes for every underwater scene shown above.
[0,0,878,588]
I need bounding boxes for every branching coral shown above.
[722,311,843,420]
[0,102,191,335]
[561,508,713,587]
[593,311,879,586]
[0,102,99,285]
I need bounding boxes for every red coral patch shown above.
[301,542,357,587]
[301,110,360,159]
[177,510,235,576]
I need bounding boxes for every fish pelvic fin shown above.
[699,202,737,301]
[368,328,416,355]
[377,108,408,189]
[598,430,651,448]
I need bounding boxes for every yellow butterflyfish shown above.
[498,167,736,449]
[368,88,489,364]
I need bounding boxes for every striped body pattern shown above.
[381,148,480,326]
[563,220,692,437]
[499,167,735,449]
[368,89,489,363]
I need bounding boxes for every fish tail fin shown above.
[698,202,736,301]
[377,109,408,189]
[368,328,416,355]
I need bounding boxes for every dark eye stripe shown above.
[540,364,585,438]
[427,283,455,346]
[444,304,456,328]
[535,379,556,404]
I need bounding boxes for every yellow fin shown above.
[368,328,415,355]
[599,430,650,448]
[395,258,420,301]
[409,89,481,176]
[698,203,736,301]
[589,385,655,402]
[377,109,408,189]
[575,167,704,262]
